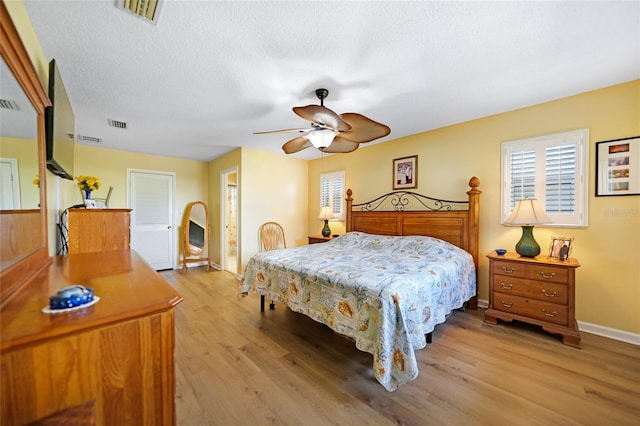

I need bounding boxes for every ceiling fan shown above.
[255,88,391,154]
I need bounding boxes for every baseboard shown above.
[477,298,488,309]
[577,321,640,346]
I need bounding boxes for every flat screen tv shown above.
[45,59,75,180]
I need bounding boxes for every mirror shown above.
[1,59,40,210]
[181,201,210,272]
[0,3,51,308]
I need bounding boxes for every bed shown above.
[239,177,481,391]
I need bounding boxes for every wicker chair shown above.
[257,222,286,311]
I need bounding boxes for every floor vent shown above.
[108,119,128,129]
[78,134,103,144]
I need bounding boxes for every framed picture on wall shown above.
[393,155,417,190]
[595,136,640,196]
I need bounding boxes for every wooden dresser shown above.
[484,251,581,348]
[1,250,183,425]
[67,208,132,254]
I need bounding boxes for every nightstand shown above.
[308,235,333,244]
[484,251,581,348]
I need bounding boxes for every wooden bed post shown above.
[345,188,353,232]
[466,176,481,310]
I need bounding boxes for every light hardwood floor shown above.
[160,267,640,426]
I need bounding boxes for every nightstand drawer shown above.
[493,292,568,326]
[527,264,569,284]
[308,235,333,244]
[492,277,568,304]
[491,260,526,278]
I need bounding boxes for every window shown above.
[320,170,345,221]
[501,129,589,227]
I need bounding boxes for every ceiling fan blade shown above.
[253,127,310,135]
[320,135,360,153]
[293,105,352,132]
[338,113,391,143]
[282,136,312,154]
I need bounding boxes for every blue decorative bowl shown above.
[49,285,95,310]
[495,249,507,256]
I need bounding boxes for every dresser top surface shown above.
[487,251,580,268]
[1,250,182,351]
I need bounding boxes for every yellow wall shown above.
[308,80,640,334]
[209,147,308,270]
[75,144,209,265]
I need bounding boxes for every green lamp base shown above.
[321,220,331,237]
[515,225,541,258]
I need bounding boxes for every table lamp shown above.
[504,198,552,257]
[318,206,334,237]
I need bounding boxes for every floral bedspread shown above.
[239,231,476,391]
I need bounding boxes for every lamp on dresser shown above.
[504,198,552,258]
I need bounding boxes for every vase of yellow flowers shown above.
[75,175,101,199]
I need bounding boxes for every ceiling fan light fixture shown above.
[308,129,336,149]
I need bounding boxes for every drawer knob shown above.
[500,300,513,308]
[542,309,557,317]
[501,266,517,274]
[500,282,514,290]
[542,289,557,297]
[539,271,556,279]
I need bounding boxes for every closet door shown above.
[128,169,175,270]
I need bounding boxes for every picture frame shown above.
[549,237,574,261]
[595,136,640,196]
[393,155,417,190]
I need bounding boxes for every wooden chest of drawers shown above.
[484,251,581,348]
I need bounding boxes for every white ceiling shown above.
[23,1,640,161]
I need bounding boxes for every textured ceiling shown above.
[22,1,640,161]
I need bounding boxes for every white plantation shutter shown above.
[545,144,576,214]
[502,129,588,227]
[509,149,536,210]
[320,170,345,220]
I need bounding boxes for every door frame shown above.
[220,167,238,274]
[126,168,177,269]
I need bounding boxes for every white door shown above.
[128,169,175,270]
[0,158,20,209]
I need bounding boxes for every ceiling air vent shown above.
[0,99,20,110]
[119,0,164,25]
[78,134,103,144]
[108,119,128,129]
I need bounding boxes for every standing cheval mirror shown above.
[182,201,210,272]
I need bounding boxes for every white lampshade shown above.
[505,198,552,225]
[308,129,336,149]
[318,206,334,220]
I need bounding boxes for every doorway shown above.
[221,168,238,274]
[128,169,176,270]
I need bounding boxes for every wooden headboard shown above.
[345,177,481,308]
